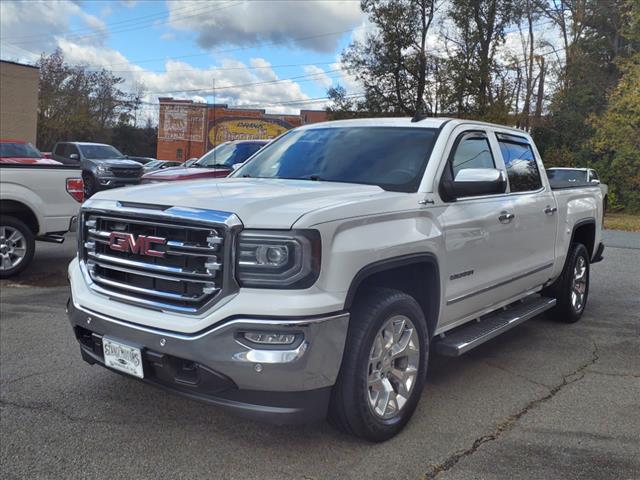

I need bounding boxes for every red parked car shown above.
[140,140,268,183]
[0,139,62,165]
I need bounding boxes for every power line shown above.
[70,29,355,69]
[90,60,339,74]
[143,68,343,95]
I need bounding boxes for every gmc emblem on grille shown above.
[108,232,166,258]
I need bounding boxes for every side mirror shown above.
[590,179,600,184]
[442,168,507,200]
[69,153,79,160]
[232,162,245,171]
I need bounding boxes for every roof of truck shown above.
[547,167,591,171]
[298,117,530,135]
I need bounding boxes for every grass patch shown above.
[604,212,640,232]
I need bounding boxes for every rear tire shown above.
[329,288,429,442]
[544,243,590,323]
[0,216,35,278]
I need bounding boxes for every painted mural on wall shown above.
[208,117,293,147]
[159,105,206,142]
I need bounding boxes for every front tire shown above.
[0,216,35,278]
[545,243,590,323]
[84,174,98,199]
[329,288,429,442]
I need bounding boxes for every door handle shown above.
[498,211,515,224]
[544,206,558,215]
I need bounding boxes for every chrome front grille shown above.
[79,202,241,313]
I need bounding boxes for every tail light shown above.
[66,178,84,203]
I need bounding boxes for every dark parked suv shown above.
[52,142,143,197]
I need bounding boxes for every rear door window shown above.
[497,137,542,192]
[54,143,66,156]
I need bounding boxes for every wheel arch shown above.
[0,199,39,234]
[344,253,441,339]
[571,218,596,260]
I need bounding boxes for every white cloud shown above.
[303,65,333,89]
[55,39,313,117]
[0,0,107,62]
[160,32,176,41]
[167,0,363,53]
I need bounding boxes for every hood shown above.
[98,159,143,168]
[91,177,385,228]
[0,157,62,165]
[141,166,231,182]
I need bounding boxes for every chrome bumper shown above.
[67,296,349,392]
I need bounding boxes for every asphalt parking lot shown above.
[1,231,639,479]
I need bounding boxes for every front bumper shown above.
[97,176,141,188]
[66,297,349,424]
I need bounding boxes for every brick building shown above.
[157,98,328,161]
[0,60,39,144]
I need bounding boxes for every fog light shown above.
[243,331,296,345]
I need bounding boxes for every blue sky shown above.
[1,0,562,119]
[0,0,366,115]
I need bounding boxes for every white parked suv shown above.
[67,118,605,441]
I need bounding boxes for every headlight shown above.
[96,165,111,175]
[236,230,321,288]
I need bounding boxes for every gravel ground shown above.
[1,231,638,479]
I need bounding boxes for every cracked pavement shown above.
[1,232,639,479]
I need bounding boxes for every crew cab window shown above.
[589,170,599,182]
[497,139,542,192]
[451,135,495,178]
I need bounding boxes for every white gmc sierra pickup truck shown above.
[67,118,605,441]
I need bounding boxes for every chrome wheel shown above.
[571,256,587,312]
[0,226,27,271]
[367,315,420,420]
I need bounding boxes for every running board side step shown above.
[435,296,556,356]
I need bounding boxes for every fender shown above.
[0,191,43,235]
[570,217,596,258]
[344,253,441,337]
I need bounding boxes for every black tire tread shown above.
[546,242,589,323]
[329,287,428,441]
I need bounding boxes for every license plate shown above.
[102,338,144,378]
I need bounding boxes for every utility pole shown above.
[212,78,216,156]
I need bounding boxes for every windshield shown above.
[232,127,438,192]
[195,142,262,168]
[79,144,124,159]
[547,169,587,182]
[0,142,41,158]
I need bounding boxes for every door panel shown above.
[441,196,518,324]
[496,135,557,287]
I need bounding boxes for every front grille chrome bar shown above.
[79,199,242,314]
[90,273,214,302]
[87,251,219,279]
